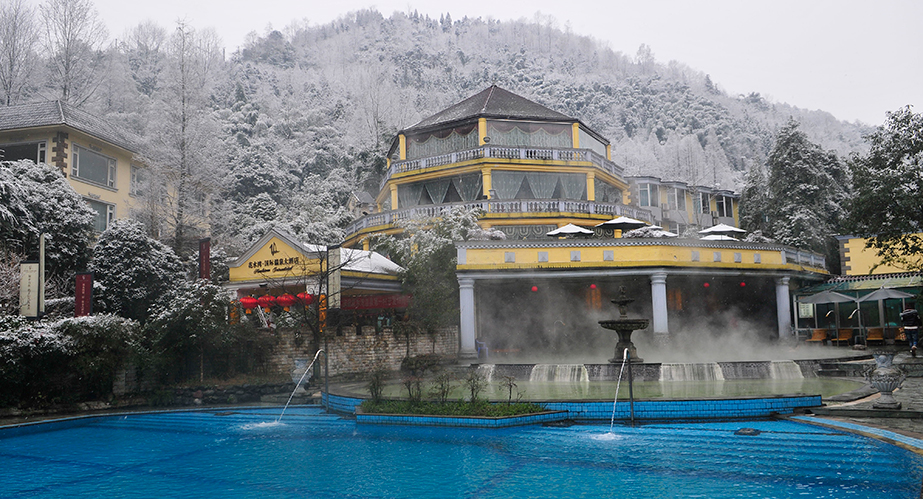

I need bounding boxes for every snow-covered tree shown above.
[763,119,850,268]
[849,106,923,271]
[0,0,39,105]
[0,160,95,281]
[89,219,184,323]
[373,207,481,335]
[39,0,108,105]
[146,279,241,383]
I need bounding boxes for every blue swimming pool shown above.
[2,407,922,498]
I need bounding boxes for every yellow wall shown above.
[458,243,816,273]
[229,237,322,282]
[0,126,140,223]
[841,235,923,275]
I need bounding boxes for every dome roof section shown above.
[404,85,573,133]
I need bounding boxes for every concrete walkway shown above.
[802,350,923,448]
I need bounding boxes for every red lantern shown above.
[739,281,746,287]
[239,296,259,314]
[297,292,315,305]
[276,293,297,311]
[531,286,538,292]
[590,284,597,290]
[257,295,276,312]
[703,282,710,288]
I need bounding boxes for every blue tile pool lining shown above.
[326,392,823,427]
[792,415,923,454]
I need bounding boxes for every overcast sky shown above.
[54,0,923,125]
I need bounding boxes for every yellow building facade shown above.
[0,101,143,231]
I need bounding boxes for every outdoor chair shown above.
[805,329,829,344]
[831,328,853,346]
[865,327,885,345]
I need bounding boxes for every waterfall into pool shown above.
[660,363,726,381]
[769,360,804,379]
[530,364,589,383]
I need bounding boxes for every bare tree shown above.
[0,0,39,105]
[139,21,223,256]
[39,0,108,105]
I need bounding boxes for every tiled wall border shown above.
[326,393,823,426]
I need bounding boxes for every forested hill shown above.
[229,9,869,191]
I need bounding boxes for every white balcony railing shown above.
[381,145,623,191]
[343,200,652,238]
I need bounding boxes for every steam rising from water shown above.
[476,282,845,364]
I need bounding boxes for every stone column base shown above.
[652,332,670,347]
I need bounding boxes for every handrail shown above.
[380,145,624,191]
[343,200,653,238]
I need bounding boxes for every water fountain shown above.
[278,348,327,422]
[598,286,650,363]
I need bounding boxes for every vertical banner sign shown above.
[38,233,45,316]
[19,262,39,318]
[327,246,341,309]
[199,238,211,280]
[75,272,93,317]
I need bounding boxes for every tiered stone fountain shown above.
[598,287,650,363]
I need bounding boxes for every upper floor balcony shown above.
[343,199,652,243]
[381,144,623,192]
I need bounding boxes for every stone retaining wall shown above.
[263,325,459,377]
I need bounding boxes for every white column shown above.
[651,272,669,335]
[775,276,792,339]
[458,277,478,360]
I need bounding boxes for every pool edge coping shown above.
[790,415,923,455]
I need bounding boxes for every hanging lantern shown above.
[703,282,710,288]
[531,286,539,292]
[257,295,276,312]
[239,296,259,314]
[296,292,315,305]
[276,293,297,311]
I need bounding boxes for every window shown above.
[638,184,658,207]
[130,165,146,197]
[699,193,711,214]
[1,141,46,163]
[666,187,685,211]
[73,145,116,187]
[715,196,734,218]
[86,199,115,232]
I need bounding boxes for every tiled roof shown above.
[0,101,139,152]
[403,85,573,133]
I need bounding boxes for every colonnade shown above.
[457,272,794,359]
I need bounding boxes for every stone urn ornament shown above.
[866,351,906,410]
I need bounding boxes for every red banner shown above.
[341,294,411,310]
[199,238,211,280]
[75,272,92,317]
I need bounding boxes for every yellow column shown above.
[606,144,612,161]
[398,134,407,160]
[483,168,492,198]
[587,172,596,201]
[362,238,370,251]
[390,184,399,210]
[572,123,580,148]
[478,118,487,145]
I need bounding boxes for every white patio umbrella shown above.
[546,223,594,237]
[698,223,747,236]
[700,234,738,241]
[595,216,647,232]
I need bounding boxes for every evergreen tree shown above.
[89,219,184,323]
[764,119,849,269]
[848,106,923,271]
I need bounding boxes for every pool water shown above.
[3,407,922,498]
